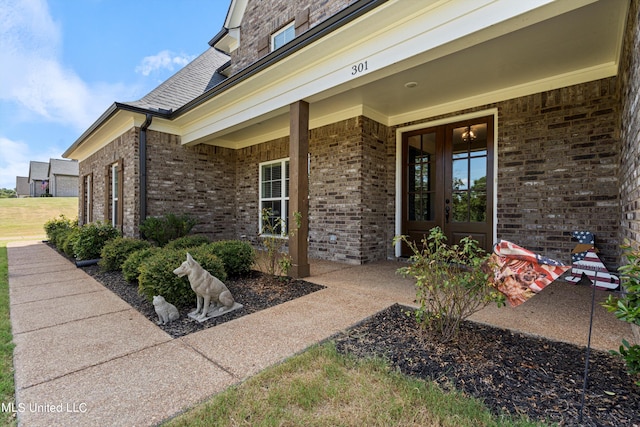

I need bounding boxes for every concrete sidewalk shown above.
[7,241,635,426]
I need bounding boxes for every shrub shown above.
[257,208,301,276]
[137,247,226,307]
[139,213,197,247]
[99,237,152,272]
[165,235,211,250]
[73,221,121,261]
[44,215,78,248]
[122,247,161,283]
[60,228,81,258]
[394,227,504,343]
[206,240,255,277]
[602,241,640,386]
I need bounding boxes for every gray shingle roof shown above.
[123,47,230,112]
[49,159,79,176]
[28,161,49,181]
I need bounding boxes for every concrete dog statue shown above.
[152,295,179,325]
[173,253,236,321]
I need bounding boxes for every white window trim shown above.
[271,22,295,51]
[111,162,119,227]
[84,174,91,224]
[258,158,289,237]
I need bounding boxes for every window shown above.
[271,22,295,51]
[82,173,92,224]
[111,163,119,227]
[259,159,289,235]
[105,160,123,230]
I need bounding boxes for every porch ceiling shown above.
[195,0,627,149]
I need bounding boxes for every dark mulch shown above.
[76,252,639,426]
[332,304,640,427]
[81,264,324,338]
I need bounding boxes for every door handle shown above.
[445,206,450,223]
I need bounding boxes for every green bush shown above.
[61,228,80,258]
[137,247,226,307]
[139,213,197,247]
[73,221,121,261]
[394,227,504,343]
[206,240,255,277]
[602,241,640,386]
[44,215,78,248]
[99,237,152,272]
[165,235,211,250]
[122,247,161,283]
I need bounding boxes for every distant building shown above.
[48,159,79,197]
[15,177,29,197]
[28,161,49,197]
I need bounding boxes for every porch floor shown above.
[6,242,635,426]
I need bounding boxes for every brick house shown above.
[64,0,639,278]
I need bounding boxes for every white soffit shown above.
[178,0,626,148]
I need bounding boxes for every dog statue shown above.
[152,295,179,325]
[173,253,237,321]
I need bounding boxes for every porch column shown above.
[289,100,310,278]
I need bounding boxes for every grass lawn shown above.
[165,343,537,427]
[0,197,77,241]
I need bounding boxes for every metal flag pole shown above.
[578,271,598,423]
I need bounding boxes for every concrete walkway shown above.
[7,241,635,426]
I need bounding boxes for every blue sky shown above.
[0,0,230,190]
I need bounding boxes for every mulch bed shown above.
[76,253,639,426]
[81,264,324,338]
[332,304,640,427]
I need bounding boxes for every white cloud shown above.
[135,50,195,76]
[0,0,138,132]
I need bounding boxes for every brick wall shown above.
[234,137,289,244]
[619,0,640,250]
[497,79,620,266]
[78,128,139,236]
[228,0,351,75]
[145,129,237,239]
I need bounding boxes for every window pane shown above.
[470,191,487,222]
[452,191,468,222]
[452,158,468,191]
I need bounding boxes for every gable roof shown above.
[122,47,230,113]
[15,177,29,195]
[48,159,79,176]
[28,161,49,181]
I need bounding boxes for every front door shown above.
[401,116,494,254]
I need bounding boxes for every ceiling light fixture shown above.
[404,81,418,88]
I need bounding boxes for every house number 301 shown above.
[351,61,369,75]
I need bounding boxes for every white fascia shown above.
[177,0,594,146]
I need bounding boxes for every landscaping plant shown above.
[137,247,226,307]
[72,221,120,260]
[205,240,255,277]
[43,214,77,248]
[258,208,301,277]
[99,237,152,272]
[164,235,211,250]
[139,213,196,247]
[394,227,504,342]
[602,240,640,385]
[122,247,161,283]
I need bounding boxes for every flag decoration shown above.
[565,230,619,290]
[486,240,570,307]
[571,230,595,263]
